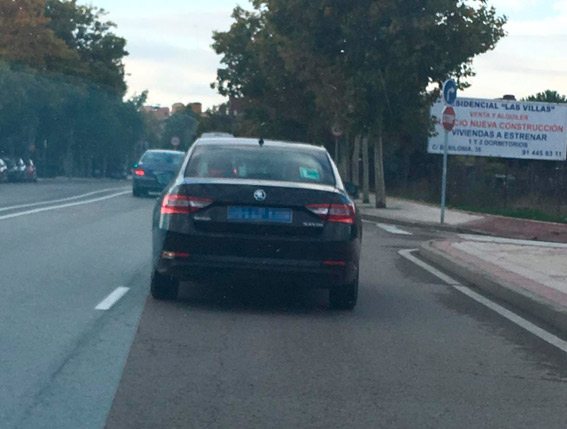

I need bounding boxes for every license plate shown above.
[227,206,293,224]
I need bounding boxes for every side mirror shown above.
[343,182,359,199]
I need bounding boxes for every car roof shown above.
[143,149,184,154]
[194,137,327,153]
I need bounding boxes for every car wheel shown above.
[329,276,358,310]
[151,271,179,300]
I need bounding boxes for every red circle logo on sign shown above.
[442,106,456,132]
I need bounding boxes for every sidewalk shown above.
[357,194,567,243]
[357,194,567,332]
[420,236,567,333]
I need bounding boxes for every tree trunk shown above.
[65,130,75,178]
[352,134,361,187]
[102,155,108,178]
[362,135,370,204]
[339,132,350,180]
[373,125,387,209]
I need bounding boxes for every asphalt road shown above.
[1,179,567,429]
[0,179,153,429]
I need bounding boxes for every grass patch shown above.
[450,205,567,224]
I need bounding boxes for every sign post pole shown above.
[439,79,457,224]
[441,130,449,224]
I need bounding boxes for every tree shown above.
[256,0,506,207]
[0,0,73,67]
[162,107,199,151]
[525,90,567,104]
[197,104,235,136]
[214,1,506,206]
[0,1,143,177]
[212,7,321,142]
[45,0,128,94]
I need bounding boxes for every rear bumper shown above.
[133,177,166,192]
[155,254,358,287]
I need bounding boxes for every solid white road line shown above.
[398,248,567,355]
[0,190,130,222]
[398,249,460,285]
[0,187,129,213]
[95,287,130,311]
[377,223,412,235]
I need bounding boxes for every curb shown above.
[360,213,491,236]
[419,240,567,334]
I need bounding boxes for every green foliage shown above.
[0,0,74,68]
[0,1,145,177]
[524,90,567,104]
[214,0,507,152]
[197,104,235,136]
[162,107,199,151]
[45,0,128,94]
[212,7,320,141]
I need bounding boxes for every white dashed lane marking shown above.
[95,287,130,311]
[377,223,412,235]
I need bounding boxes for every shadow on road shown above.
[171,278,336,316]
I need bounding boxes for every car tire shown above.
[151,271,179,300]
[329,276,358,310]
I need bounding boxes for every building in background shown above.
[142,106,170,122]
[188,103,202,116]
[171,103,185,114]
[170,102,202,116]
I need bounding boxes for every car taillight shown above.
[134,168,145,176]
[306,203,355,224]
[161,195,213,215]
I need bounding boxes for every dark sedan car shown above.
[133,149,185,197]
[151,138,362,309]
[4,157,26,182]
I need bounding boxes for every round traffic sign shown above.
[330,124,344,138]
[171,136,181,147]
[443,79,457,106]
[442,106,456,132]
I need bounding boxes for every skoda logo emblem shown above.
[254,189,266,201]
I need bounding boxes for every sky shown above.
[84,0,567,109]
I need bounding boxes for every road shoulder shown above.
[420,237,567,334]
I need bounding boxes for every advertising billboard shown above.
[428,98,567,161]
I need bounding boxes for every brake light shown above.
[306,203,355,224]
[161,195,213,215]
[161,251,190,260]
[134,168,145,176]
[324,261,347,266]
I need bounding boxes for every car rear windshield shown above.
[141,151,185,166]
[185,145,335,186]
